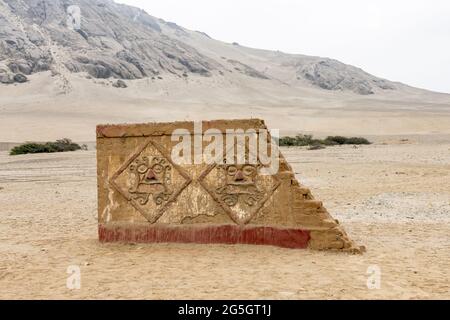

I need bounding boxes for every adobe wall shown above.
[96,119,363,252]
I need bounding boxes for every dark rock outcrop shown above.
[298,59,394,95]
[0,0,219,81]
[112,79,127,88]
[0,0,398,94]
[13,73,27,83]
[228,59,269,80]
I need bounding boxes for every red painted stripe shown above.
[99,224,310,249]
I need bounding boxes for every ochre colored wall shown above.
[97,119,362,252]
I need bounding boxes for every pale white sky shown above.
[118,0,450,93]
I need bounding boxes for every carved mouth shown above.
[144,179,163,185]
[226,184,258,192]
[229,181,254,186]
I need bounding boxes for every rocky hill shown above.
[1,0,400,95]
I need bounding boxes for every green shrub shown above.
[10,139,82,156]
[279,134,324,147]
[324,136,371,145]
[278,136,299,147]
[279,134,371,148]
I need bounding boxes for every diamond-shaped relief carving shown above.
[110,138,192,223]
[199,150,281,226]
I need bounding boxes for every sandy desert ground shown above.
[0,137,449,300]
[2,72,450,143]
[1,0,449,300]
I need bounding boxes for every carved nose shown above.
[146,169,157,180]
[234,170,245,182]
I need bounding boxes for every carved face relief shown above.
[199,160,281,225]
[226,164,257,186]
[128,156,173,206]
[216,164,263,207]
[109,138,191,224]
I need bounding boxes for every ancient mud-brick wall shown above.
[97,119,362,252]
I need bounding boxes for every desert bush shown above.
[10,139,82,155]
[279,136,300,147]
[324,136,371,145]
[279,135,323,147]
[279,134,371,148]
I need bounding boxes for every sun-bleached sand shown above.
[1,138,449,300]
[1,60,449,301]
[1,0,449,300]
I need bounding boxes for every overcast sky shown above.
[117,0,450,93]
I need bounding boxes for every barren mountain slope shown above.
[0,0,449,142]
[0,0,419,94]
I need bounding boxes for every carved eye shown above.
[227,166,237,176]
[243,165,256,176]
[152,164,164,174]
[137,165,148,174]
